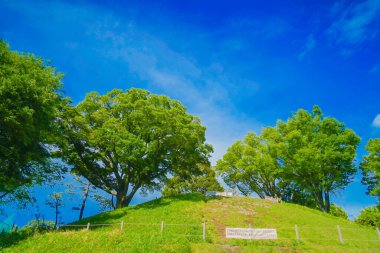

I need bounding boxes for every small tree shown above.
[216,132,285,198]
[45,192,63,228]
[162,165,223,197]
[66,176,95,220]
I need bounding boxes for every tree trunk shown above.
[116,192,127,209]
[55,204,58,228]
[115,186,140,208]
[314,190,327,212]
[324,191,330,213]
[79,182,90,220]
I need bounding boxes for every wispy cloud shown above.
[298,34,317,61]
[92,20,262,163]
[373,114,380,127]
[1,0,262,163]
[370,62,380,73]
[327,0,380,47]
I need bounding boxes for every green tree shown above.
[355,206,380,228]
[162,165,223,197]
[216,106,360,213]
[267,106,360,212]
[0,40,65,200]
[66,176,95,220]
[59,88,212,208]
[216,132,285,198]
[360,139,380,204]
[45,192,63,228]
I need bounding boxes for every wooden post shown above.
[120,221,124,231]
[86,222,90,231]
[376,228,380,241]
[161,221,164,235]
[203,222,206,241]
[337,225,344,244]
[295,224,300,241]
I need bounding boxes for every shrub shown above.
[355,206,380,227]
[329,204,348,219]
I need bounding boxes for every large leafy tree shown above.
[162,165,223,197]
[59,88,212,208]
[216,106,360,213]
[0,40,65,200]
[268,106,360,212]
[361,139,380,203]
[216,132,285,198]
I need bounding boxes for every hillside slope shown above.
[1,194,379,252]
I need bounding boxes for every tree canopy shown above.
[216,132,284,198]
[59,88,212,208]
[0,40,65,200]
[216,106,360,212]
[361,138,380,204]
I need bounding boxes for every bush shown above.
[355,206,380,227]
[23,219,56,234]
[329,204,348,219]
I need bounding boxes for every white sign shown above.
[205,191,233,197]
[226,228,277,240]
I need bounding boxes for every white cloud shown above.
[370,62,380,73]
[373,114,380,127]
[1,0,263,164]
[327,0,380,46]
[90,18,263,164]
[298,34,317,61]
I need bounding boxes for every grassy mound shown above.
[1,194,379,252]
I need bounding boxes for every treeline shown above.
[1,41,379,225]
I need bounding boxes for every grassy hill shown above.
[1,194,379,252]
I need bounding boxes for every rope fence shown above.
[58,221,207,241]
[54,221,380,245]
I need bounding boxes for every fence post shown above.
[86,222,90,231]
[161,221,164,235]
[376,227,380,241]
[120,221,124,232]
[203,222,206,241]
[337,225,344,244]
[295,224,300,241]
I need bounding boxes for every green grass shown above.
[1,194,379,252]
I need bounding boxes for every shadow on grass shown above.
[0,230,38,250]
[0,194,208,248]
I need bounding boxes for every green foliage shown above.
[0,40,66,200]
[355,206,380,228]
[162,165,223,197]
[360,139,380,203]
[45,192,63,227]
[217,106,360,213]
[329,204,348,219]
[266,106,360,212]
[215,132,284,198]
[58,88,212,208]
[24,219,56,233]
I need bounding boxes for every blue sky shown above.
[1,0,380,224]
